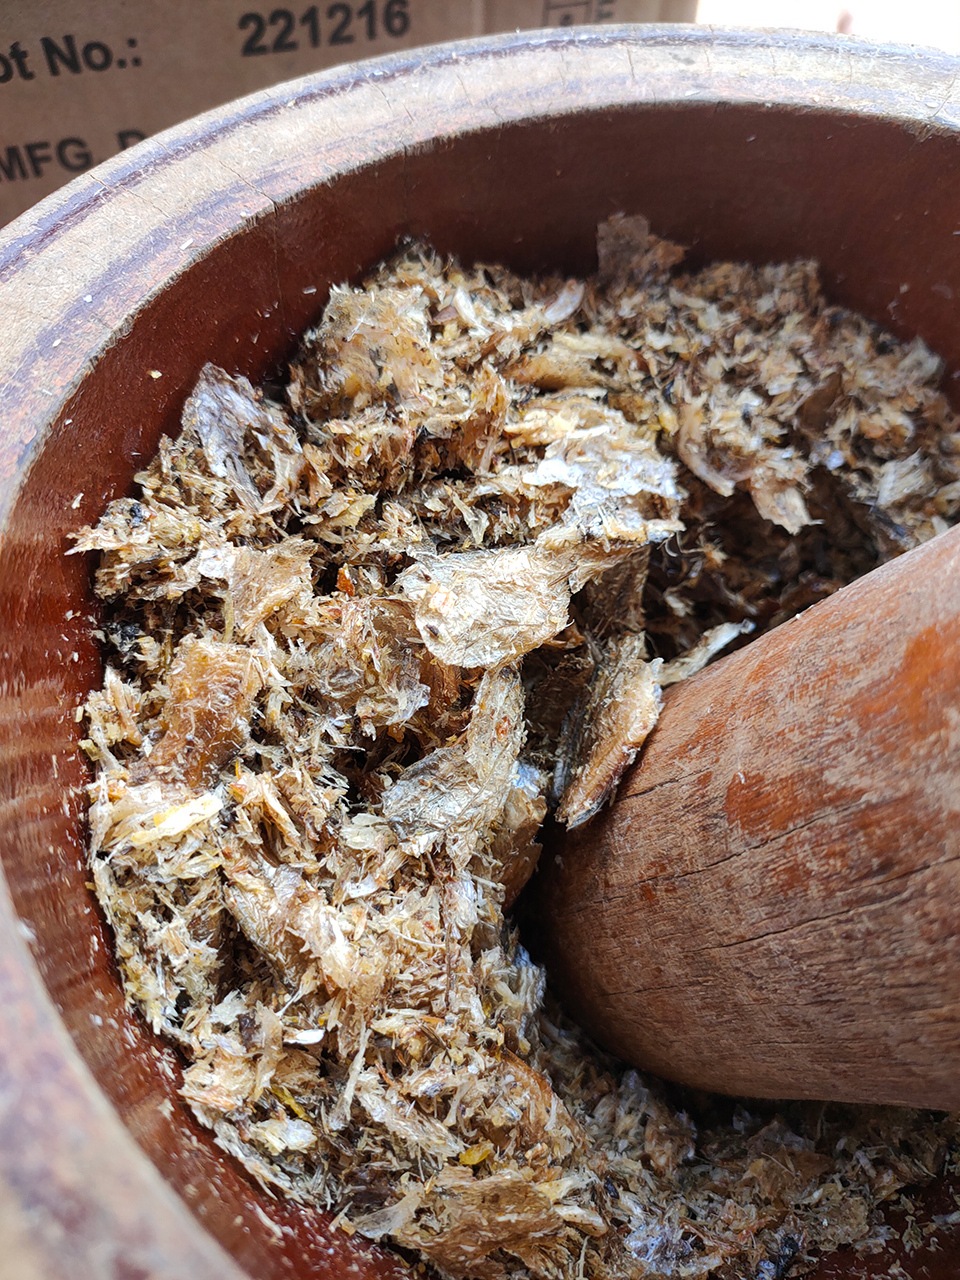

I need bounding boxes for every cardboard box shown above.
[0,0,695,226]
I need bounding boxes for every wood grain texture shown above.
[536,523,960,1109]
[1,23,960,1280]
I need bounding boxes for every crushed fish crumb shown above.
[74,216,960,1280]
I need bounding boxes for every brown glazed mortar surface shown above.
[1,25,960,1280]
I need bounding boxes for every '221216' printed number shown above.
[239,1,410,55]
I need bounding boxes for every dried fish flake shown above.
[76,218,960,1280]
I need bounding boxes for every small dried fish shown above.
[76,219,960,1280]
[555,635,663,829]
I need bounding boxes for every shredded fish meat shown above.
[75,216,960,1280]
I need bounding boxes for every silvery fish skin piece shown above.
[74,219,960,1280]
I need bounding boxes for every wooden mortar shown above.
[2,25,960,1280]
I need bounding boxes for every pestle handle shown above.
[533,523,960,1109]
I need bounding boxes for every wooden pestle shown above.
[531,522,960,1110]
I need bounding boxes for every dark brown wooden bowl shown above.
[1,25,959,1280]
